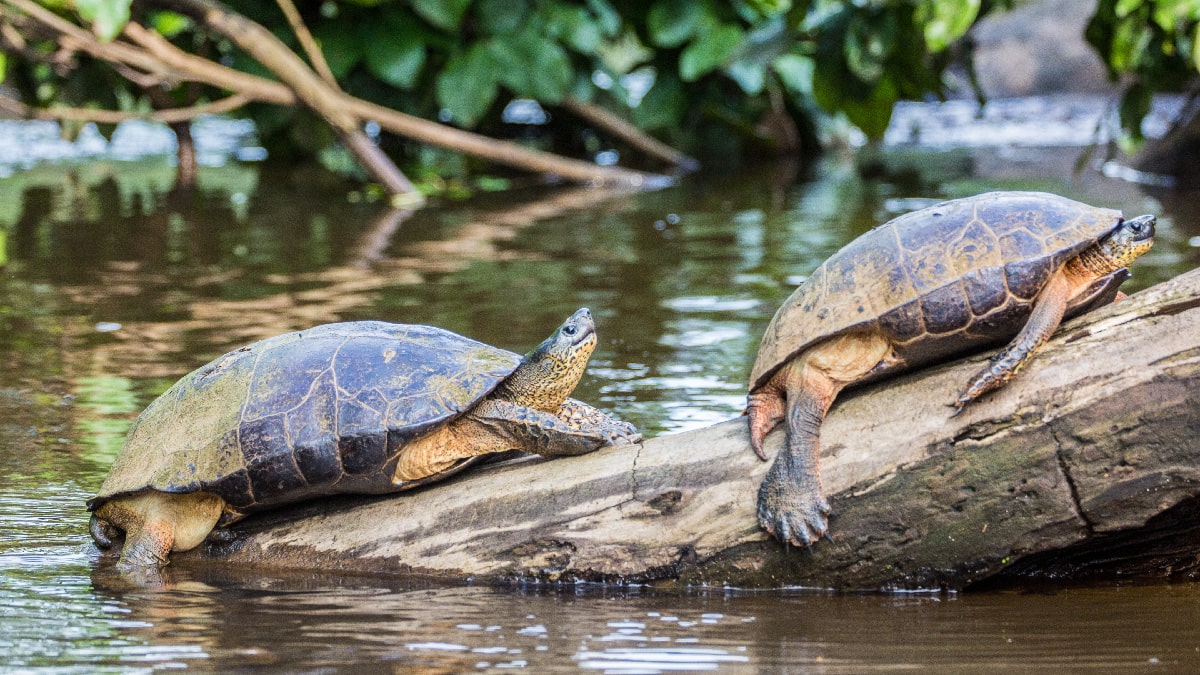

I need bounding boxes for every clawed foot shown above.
[757,459,832,548]
[757,493,832,548]
[606,419,643,446]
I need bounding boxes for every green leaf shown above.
[547,5,603,54]
[487,29,573,102]
[586,0,622,37]
[919,0,980,53]
[363,25,426,88]
[411,0,471,31]
[148,11,190,38]
[526,40,573,102]
[74,0,131,42]
[726,61,765,94]
[1195,23,1200,72]
[772,53,814,96]
[633,70,684,130]
[679,23,744,81]
[314,24,364,79]
[477,0,528,35]
[844,14,891,83]
[0,53,6,84]
[437,44,499,126]
[647,0,707,48]
[746,0,792,18]
[1119,81,1152,140]
[1115,0,1142,19]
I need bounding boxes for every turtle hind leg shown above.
[757,358,841,548]
[953,269,1071,413]
[757,333,892,548]
[94,492,226,568]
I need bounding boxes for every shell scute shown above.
[918,281,973,335]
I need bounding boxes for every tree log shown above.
[182,268,1200,591]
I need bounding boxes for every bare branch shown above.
[0,93,252,124]
[4,0,670,188]
[561,97,699,171]
[273,0,337,87]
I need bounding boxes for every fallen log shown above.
[182,268,1200,591]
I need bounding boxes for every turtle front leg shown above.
[473,398,641,457]
[559,398,641,444]
[953,269,1071,413]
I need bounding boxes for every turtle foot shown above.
[757,493,832,548]
[604,419,643,446]
[756,460,832,548]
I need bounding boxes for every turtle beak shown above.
[563,308,596,345]
[1125,214,1156,242]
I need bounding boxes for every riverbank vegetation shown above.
[1,0,1197,197]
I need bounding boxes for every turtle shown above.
[746,191,1156,547]
[88,308,641,567]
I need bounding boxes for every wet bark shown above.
[184,268,1200,591]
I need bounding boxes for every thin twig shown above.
[273,0,337,86]
[0,93,250,123]
[561,97,699,171]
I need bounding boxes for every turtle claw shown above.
[607,419,643,446]
[757,483,832,550]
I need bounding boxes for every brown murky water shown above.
[2,101,1200,670]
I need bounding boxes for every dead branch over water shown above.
[0,0,682,193]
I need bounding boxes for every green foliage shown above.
[1087,0,1200,142]
[13,0,1017,174]
[73,0,133,41]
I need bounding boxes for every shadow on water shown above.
[1,104,1200,669]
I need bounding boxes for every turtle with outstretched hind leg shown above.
[88,308,640,567]
[747,192,1155,548]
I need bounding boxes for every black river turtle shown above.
[88,308,640,567]
[747,191,1156,547]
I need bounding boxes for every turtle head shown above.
[500,308,597,411]
[1099,214,1156,269]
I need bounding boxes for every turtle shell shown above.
[88,321,522,518]
[750,191,1126,390]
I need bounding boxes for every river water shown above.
[3,98,1200,671]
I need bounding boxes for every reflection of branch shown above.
[347,207,415,269]
[0,93,250,124]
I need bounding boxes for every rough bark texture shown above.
[180,268,1200,591]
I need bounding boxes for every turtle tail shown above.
[89,513,119,549]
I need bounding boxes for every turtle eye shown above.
[563,324,577,336]
[1127,219,1143,234]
